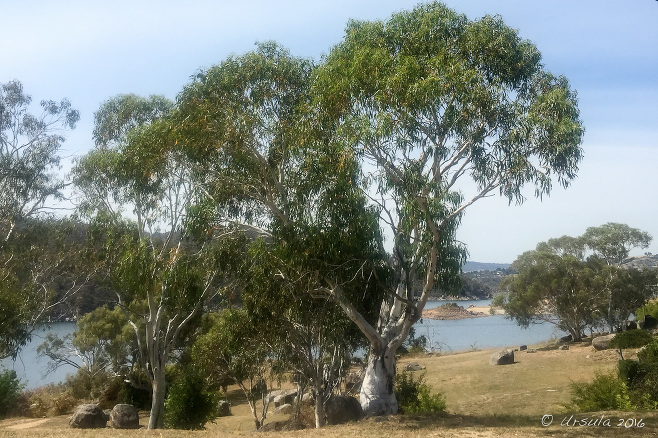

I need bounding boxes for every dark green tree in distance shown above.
[192,309,272,430]
[500,225,657,341]
[582,223,653,331]
[499,248,601,342]
[315,2,584,414]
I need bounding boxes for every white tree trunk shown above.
[148,367,166,429]
[359,347,397,416]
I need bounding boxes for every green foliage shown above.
[164,367,217,430]
[502,224,656,341]
[402,328,428,355]
[572,340,658,412]
[610,329,653,349]
[0,369,24,418]
[618,359,641,386]
[636,301,658,322]
[394,371,446,415]
[64,367,112,401]
[568,373,635,411]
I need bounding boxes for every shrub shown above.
[568,373,634,411]
[0,369,24,418]
[164,367,217,430]
[618,359,641,385]
[394,371,446,415]
[610,330,653,349]
[51,390,78,415]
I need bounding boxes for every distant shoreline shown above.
[422,303,505,320]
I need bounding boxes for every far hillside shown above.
[462,261,511,272]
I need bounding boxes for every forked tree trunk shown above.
[359,346,398,416]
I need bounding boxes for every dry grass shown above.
[2,340,657,437]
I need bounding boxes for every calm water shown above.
[419,300,565,353]
[1,301,564,389]
[0,322,79,390]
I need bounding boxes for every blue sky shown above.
[2,0,657,262]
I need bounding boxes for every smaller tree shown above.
[582,223,653,331]
[37,305,134,377]
[501,249,601,342]
[501,225,657,340]
[192,309,273,430]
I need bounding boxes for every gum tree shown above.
[0,80,81,359]
[171,43,386,427]
[73,95,239,429]
[315,2,584,414]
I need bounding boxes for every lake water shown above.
[419,300,565,353]
[0,322,79,390]
[1,300,565,389]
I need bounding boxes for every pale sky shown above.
[2,0,657,263]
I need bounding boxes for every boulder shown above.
[216,400,231,417]
[268,389,297,406]
[641,315,658,330]
[403,362,426,371]
[274,403,294,415]
[301,392,314,405]
[490,349,514,365]
[344,372,363,393]
[519,345,527,351]
[109,404,139,429]
[69,404,108,429]
[325,395,362,425]
[592,334,616,350]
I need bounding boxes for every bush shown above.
[0,369,24,418]
[394,371,446,415]
[610,330,653,349]
[568,373,634,411]
[164,367,217,430]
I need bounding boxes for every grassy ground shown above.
[2,340,657,437]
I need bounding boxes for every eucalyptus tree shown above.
[0,80,80,359]
[582,223,653,331]
[73,95,240,429]
[315,2,584,414]
[172,42,386,427]
[499,247,601,342]
[500,227,656,340]
[0,80,79,241]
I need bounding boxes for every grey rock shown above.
[216,400,231,417]
[592,334,616,350]
[325,395,362,425]
[110,404,139,429]
[69,404,107,429]
[403,362,426,371]
[490,349,514,365]
[274,403,293,415]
